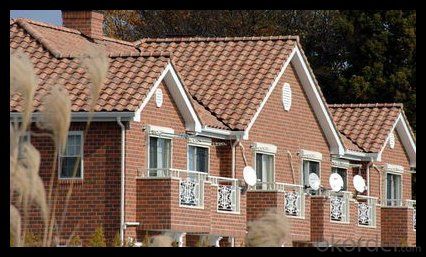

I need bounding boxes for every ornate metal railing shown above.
[209,176,240,213]
[407,200,416,230]
[283,183,304,217]
[357,195,377,227]
[248,182,304,217]
[140,168,208,208]
[330,192,350,222]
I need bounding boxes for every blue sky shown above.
[10,10,61,25]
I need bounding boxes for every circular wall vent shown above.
[282,83,292,111]
[388,131,395,149]
[155,88,163,108]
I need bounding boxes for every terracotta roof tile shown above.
[10,21,169,113]
[328,103,403,153]
[137,36,298,130]
[13,18,139,58]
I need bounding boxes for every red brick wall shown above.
[23,122,121,245]
[379,130,412,201]
[381,207,416,246]
[242,64,332,244]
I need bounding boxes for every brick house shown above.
[10,10,416,247]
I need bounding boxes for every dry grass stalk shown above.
[37,85,71,154]
[79,47,109,113]
[245,208,290,247]
[149,234,174,247]
[10,205,22,246]
[10,50,37,131]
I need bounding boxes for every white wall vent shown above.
[282,82,292,111]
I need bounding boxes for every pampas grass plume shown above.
[245,208,290,247]
[37,85,71,154]
[79,47,109,111]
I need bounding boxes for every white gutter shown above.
[116,117,126,245]
[199,126,245,140]
[10,111,135,122]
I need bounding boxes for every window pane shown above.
[149,137,171,169]
[387,173,393,202]
[188,146,195,171]
[197,147,208,173]
[162,138,171,168]
[303,161,310,187]
[256,154,263,183]
[61,157,81,178]
[149,137,157,169]
[255,153,274,183]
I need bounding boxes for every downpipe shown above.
[117,117,126,245]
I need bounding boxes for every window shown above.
[149,137,171,176]
[188,145,208,173]
[302,160,320,193]
[255,153,274,189]
[332,167,347,191]
[386,173,402,206]
[59,132,83,179]
[18,132,31,160]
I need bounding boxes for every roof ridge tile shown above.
[136,35,300,46]
[328,103,404,108]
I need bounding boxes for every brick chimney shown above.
[62,10,104,39]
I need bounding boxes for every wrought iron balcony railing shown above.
[330,191,351,223]
[406,199,416,231]
[141,168,208,208]
[139,168,242,211]
[209,176,240,213]
[357,195,378,227]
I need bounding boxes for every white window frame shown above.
[384,171,403,207]
[147,134,173,177]
[331,166,348,192]
[253,151,276,191]
[187,143,210,174]
[58,131,84,180]
[301,159,321,194]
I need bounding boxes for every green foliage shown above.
[88,226,106,247]
[69,235,82,246]
[112,231,121,247]
[103,10,416,131]
[24,231,42,247]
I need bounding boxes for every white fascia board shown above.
[377,114,401,161]
[133,65,170,122]
[243,47,297,140]
[291,48,345,155]
[132,63,202,133]
[376,113,416,167]
[10,111,135,122]
[164,64,202,133]
[199,126,245,140]
[339,150,380,162]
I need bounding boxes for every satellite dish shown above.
[353,175,366,193]
[243,166,257,186]
[329,173,344,192]
[308,173,320,190]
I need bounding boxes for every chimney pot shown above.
[62,10,104,39]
